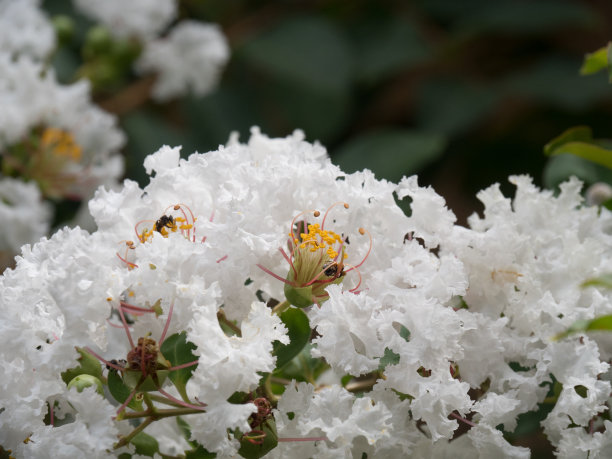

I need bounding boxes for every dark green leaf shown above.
[275,344,329,383]
[238,420,278,459]
[185,445,217,459]
[355,17,429,84]
[273,308,310,370]
[416,79,500,136]
[582,274,612,289]
[332,129,446,182]
[504,58,611,110]
[61,347,103,385]
[107,370,143,411]
[131,432,159,457]
[160,332,198,402]
[454,0,596,35]
[241,16,352,93]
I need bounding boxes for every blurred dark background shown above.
[44,0,612,225]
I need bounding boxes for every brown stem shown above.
[97,75,156,116]
[217,310,242,336]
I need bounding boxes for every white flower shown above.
[137,20,230,101]
[0,0,55,59]
[72,0,177,41]
[0,52,125,200]
[0,177,51,255]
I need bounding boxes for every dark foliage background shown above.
[44,0,612,225]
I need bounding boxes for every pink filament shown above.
[168,359,199,372]
[216,255,228,263]
[157,387,207,411]
[450,411,476,427]
[116,252,138,269]
[117,305,135,349]
[159,300,174,346]
[289,210,316,240]
[84,346,125,372]
[279,248,297,276]
[117,387,137,414]
[256,264,297,286]
[321,201,348,230]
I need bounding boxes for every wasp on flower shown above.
[258,202,372,309]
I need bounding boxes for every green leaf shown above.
[378,347,400,371]
[131,432,159,457]
[61,347,103,385]
[241,16,352,93]
[416,79,500,136]
[504,57,611,110]
[160,332,198,402]
[543,153,612,190]
[546,142,612,171]
[580,44,611,81]
[332,129,446,182]
[275,344,329,383]
[107,369,143,411]
[582,273,612,289]
[554,314,612,340]
[273,308,310,370]
[454,0,596,35]
[185,445,217,459]
[543,126,593,156]
[354,17,430,84]
[238,420,278,459]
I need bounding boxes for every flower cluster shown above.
[1,129,612,458]
[73,0,229,102]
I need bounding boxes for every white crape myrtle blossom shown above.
[136,20,230,101]
[72,0,177,41]
[0,0,55,59]
[0,177,51,254]
[4,128,612,457]
[0,51,125,201]
[443,175,612,456]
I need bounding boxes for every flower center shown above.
[41,127,82,162]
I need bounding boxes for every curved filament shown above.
[321,202,349,230]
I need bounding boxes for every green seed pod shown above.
[67,374,104,395]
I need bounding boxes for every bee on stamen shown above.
[322,261,344,279]
[154,215,175,233]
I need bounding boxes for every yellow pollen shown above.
[343,203,349,209]
[106,297,113,302]
[128,291,134,297]
[41,128,82,162]
[174,205,180,210]
[359,227,365,235]
[314,210,320,217]
[179,224,193,230]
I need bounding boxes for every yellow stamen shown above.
[41,127,82,162]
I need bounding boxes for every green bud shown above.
[67,374,104,395]
[52,15,74,44]
[83,26,112,59]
